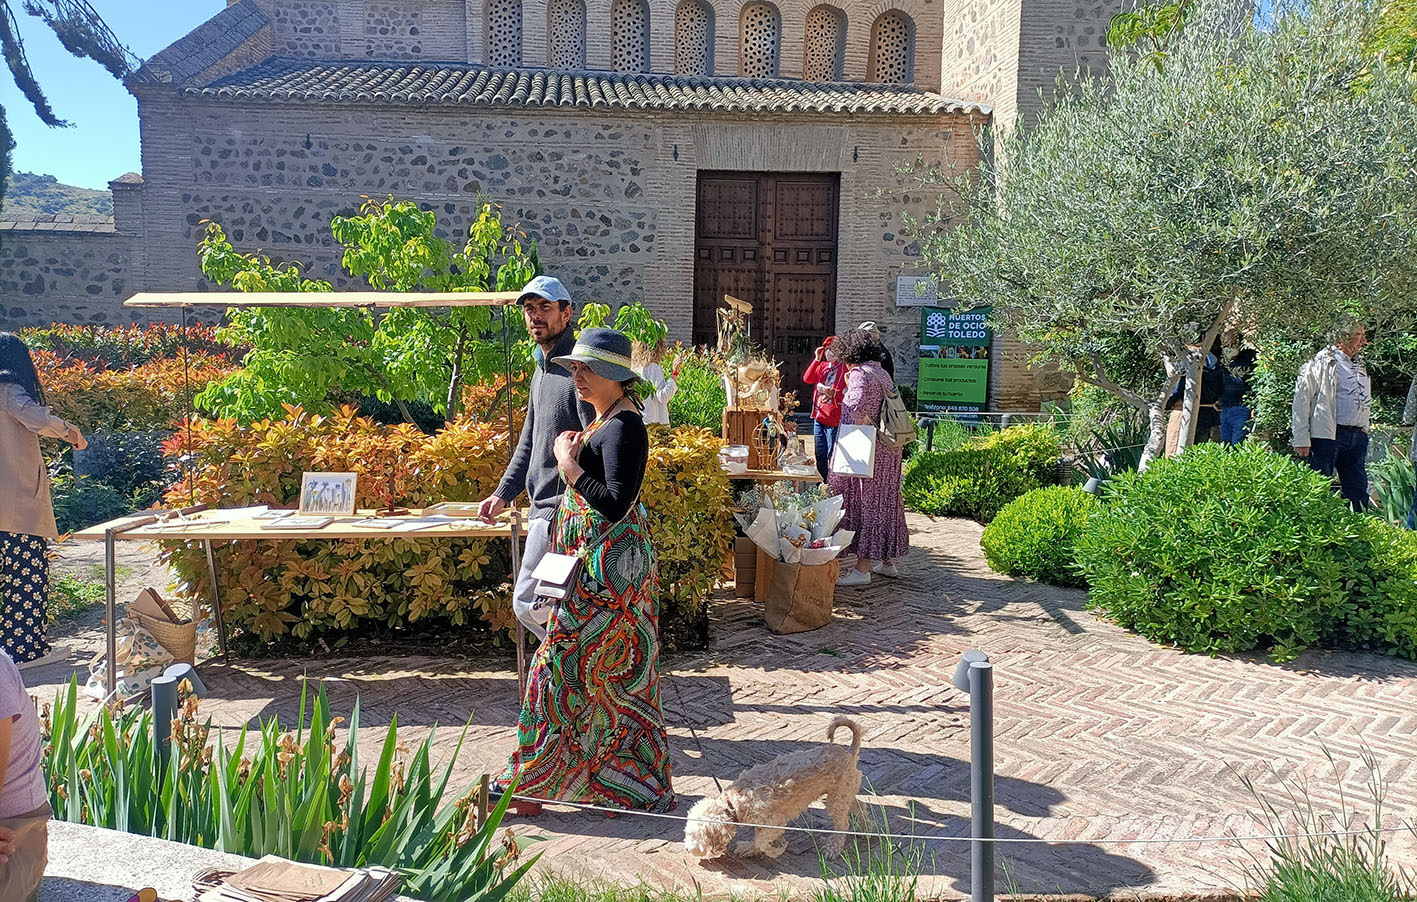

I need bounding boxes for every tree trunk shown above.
[1139,398,1169,470]
[1403,375,1417,427]
[445,323,468,422]
[1176,311,1230,454]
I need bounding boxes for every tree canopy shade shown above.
[0,1,135,211]
[910,0,1417,465]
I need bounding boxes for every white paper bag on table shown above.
[831,424,877,478]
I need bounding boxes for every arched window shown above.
[867,10,912,83]
[802,5,845,81]
[486,0,523,66]
[612,0,651,72]
[548,0,586,67]
[675,0,714,76]
[739,2,781,78]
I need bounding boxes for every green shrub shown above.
[1370,451,1416,528]
[668,346,727,431]
[49,469,137,534]
[1076,444,1370,660]
[981,486,1099,587]
[42,678,537,902]
[1344,521,1417,660]
[902,424,1061,523]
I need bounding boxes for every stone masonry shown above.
[0,0,1132,409]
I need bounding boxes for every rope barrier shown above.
[502,793,1411,848]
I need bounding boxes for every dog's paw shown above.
[765,838,790,858]
[731,840,760,858]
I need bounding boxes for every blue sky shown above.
[0,1,222,189]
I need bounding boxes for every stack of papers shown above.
[197,856,401,902]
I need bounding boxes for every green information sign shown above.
[918,306,992,413]
[921,306,991,347]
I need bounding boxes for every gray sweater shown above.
[495,328,595,520]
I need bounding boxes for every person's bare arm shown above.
[0,715,13,867]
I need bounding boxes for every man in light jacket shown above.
[1292,316,1372,510]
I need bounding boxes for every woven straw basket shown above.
[126,609,196,666]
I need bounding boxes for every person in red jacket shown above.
[804,336,848,481]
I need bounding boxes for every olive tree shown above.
[911,0,1417,466]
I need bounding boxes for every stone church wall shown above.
[133,93,987,384]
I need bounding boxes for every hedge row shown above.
[159,407,731,649]
[902,425,1062,523]
[982,444,1417,663]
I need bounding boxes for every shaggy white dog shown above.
[683,715,863,860]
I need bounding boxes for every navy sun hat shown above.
[552,327,640,383]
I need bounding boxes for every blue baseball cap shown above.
[517,275,573,306]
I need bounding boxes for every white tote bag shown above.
[831,423,877,479]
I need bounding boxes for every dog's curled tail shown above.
[827,715,862,755]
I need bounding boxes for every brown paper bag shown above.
[755,550,838,634]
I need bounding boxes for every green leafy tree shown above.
[911,0,1417,466]
[197,198,538,425]
[0,1,135,212]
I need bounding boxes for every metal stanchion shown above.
[152,662,207,773]
[953,650,995,902]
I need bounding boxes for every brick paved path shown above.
[31,514,1417,899]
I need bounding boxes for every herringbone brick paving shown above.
[31,514,1417,898]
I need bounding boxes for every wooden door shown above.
[693,171,840,404]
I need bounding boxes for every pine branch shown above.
[0,2,65,127]
[22,0,135,79]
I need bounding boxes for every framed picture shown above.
[298,472,358,516]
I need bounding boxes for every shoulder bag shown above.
[531,408,642,601]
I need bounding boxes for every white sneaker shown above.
[872,561,900,579]
[17,645,71,671]
[836,569,872,588]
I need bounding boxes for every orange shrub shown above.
[34,350,237,433]
[160,408,733,648]
[20,322,239,367]
[161,406,513,639]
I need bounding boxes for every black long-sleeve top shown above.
[573,410,649,522]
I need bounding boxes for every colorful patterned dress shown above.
[497,417,674,812]
[829,361,910,562]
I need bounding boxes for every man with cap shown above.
[477,275,594,639]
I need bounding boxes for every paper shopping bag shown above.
[831,424,877,478]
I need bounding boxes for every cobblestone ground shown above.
[29,514,1417,899]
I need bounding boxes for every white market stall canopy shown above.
[124,290,524,308]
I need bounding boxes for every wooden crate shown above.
[732,536,757,598]
[722,407,774,470]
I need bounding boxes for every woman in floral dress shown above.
[829,328,909,588]
[497,328,673,815]
[0,333,87,667]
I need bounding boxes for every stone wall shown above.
[132,89,1017,390]
[1014,0,1125,124]
[0,224,146,327]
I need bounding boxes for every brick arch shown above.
[675,0,716,75]
[802,4,846,81]
[738,0,782,77]
[547,0,588,67]
[866,7,912,83]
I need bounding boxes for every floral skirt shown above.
[498,489,674,811]
[0,532,49,664]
